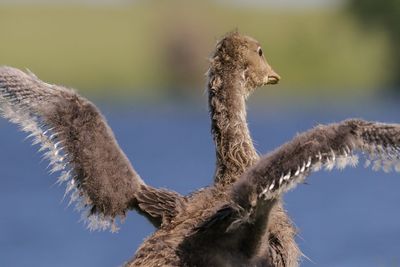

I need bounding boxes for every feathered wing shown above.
[0,66,183,231]
[193,119,400,264]
[235,119,400,202]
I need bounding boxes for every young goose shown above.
[2,32,400,267]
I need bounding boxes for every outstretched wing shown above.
[235,119,400,202]
[193,119,400,265]
[0,66,183,231]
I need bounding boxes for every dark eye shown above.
[257,47,263,57]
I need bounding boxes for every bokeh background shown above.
[0,0,400,266]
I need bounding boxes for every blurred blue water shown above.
[0,99,400,267]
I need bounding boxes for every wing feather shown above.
[194,119,400,265]
[234,119,400,205]
[0,66,182,231]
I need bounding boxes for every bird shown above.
[1,31,400,266]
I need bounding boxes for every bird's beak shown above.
[266,67,280,85]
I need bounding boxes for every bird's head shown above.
[210,31,280,96]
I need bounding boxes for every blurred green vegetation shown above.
[0,0,391,98]
[347,0,400,89]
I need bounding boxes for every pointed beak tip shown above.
[266,74,280,85]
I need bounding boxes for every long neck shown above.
[208,69,259,186]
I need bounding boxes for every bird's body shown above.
[130,32,299,266]
[1,32,400,266]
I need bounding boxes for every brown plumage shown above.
[1,32,400,266]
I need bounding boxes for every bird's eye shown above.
[257,47,263,57]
